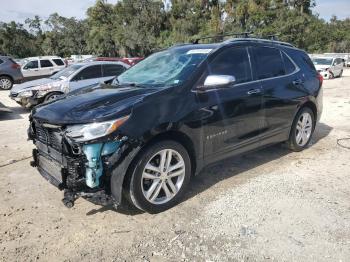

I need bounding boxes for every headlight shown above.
[65,116,130,142]
[18,90,33,98]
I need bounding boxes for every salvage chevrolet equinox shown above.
[28,37,323,213]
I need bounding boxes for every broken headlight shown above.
[65,116,129,142]
[18,90,34,98]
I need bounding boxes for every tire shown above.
[0,76,13,90]
[287,107,315,152]
[44,92,62,102]
[128,140,191,213]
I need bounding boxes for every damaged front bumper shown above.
[28,120,132,208]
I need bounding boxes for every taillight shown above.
[317,73,323,86]
[11,63,21,69]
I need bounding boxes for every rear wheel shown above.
[287,107,315,152]
[0,76,13,90]
[128,140,191,213]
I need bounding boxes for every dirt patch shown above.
[0,70,350,261]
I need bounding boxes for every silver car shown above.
[312,57,344,79]
[10,61,129,108]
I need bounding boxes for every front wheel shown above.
[44,92,62,102]
[287,107,315,152]
[128,140,191,213]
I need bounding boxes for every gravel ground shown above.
[0,70,350,261]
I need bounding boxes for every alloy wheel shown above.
[141,149,185,205]
[295,112,313,146]
[0,78,12,90]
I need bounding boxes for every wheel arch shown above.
[110,129,198,208]
[300,100,317,124]
[141,130,197,176]
[0,74,14,82]
[44,91,64,101]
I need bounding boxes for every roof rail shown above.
[225,37,294,48]
[192,31,253,44]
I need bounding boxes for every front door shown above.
[69,65,103,92]
[22,59,40,79]
[197,46,264,160]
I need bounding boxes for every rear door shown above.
[199,46,265,159]
[69,65,103,91]
[40,59,55,76]
[251,46,302,141]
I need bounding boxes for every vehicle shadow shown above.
[88,122,332,216]
[183,122,332,203]
[0,105,30,121]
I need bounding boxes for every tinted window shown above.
[72,65,102,81]
[253,47,285,79]
[302,54,317,72]
[24,60,38,69]
[282,52,296,74]
[102,64,126,77]
[40,60,53,68]
[0,59,3,64]
[209,47,252,84]
[53,59,64,66]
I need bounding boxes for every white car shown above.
[21,56,66,81]
[10,61,130,108]
[312,57,344,79]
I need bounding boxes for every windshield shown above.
[116,48,211,88]
[312,58,333,65]
[50,64,83,80]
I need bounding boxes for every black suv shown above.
[29,38,323,213]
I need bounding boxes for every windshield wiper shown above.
[120,82,144,88]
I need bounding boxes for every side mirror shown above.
[198,75,236,91]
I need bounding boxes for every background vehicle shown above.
[312,57,343,79]
[0,56,23,90]
[82,57,144,66]
[21,56,66,81]
[29,37,323,213]
[10,61,129,108]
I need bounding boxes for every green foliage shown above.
[0,0,349,58]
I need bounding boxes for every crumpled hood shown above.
[315,64,330,71]
[11,78,60,93]
[32,85,158,125]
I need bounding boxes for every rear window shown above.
[302,54,317,72]
[40,60,53,68]
[52,59,65,66]
[282,52,296,74]
[253,47,285,79]
[102,64,126,77]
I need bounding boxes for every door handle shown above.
[247,89,261,95]
[292,79,303,85]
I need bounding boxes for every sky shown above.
[0,0,349,24]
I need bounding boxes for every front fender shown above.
[108,141,142,207]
